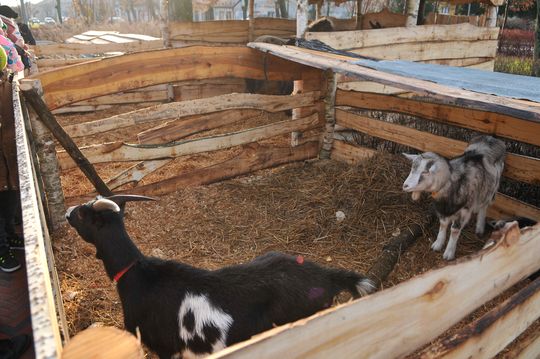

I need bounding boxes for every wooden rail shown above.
[25,46,320,110]
[211,223,540,358]
[12,79,63,358]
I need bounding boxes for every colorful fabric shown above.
[0,35,23,72]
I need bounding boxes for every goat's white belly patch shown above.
[178,293,233,355]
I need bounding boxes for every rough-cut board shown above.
[25,46,321,110]
[69,90,168,107]
[169,18,295,44]
[210,223,540,359]
[305,23,499,50]
[106,159,171,190]
[489,193,540,220]
[420,275,540,358]
[58,113,321,169]
[68,141,320,203]
[12,81,62,357]
[359,8,407,29]
[172,78,247,102]
[350,40,498,62]
[336,109,540,185]
[62,327,144,359]
[169,20,249,43]
[336,90,540,147]
[330,139,377,164]
[137,109,264,144]
[248,43,540,122]
[34,39,163,56]
[63,91,320,138]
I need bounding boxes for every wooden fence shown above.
[17,44,540,357]
[11,75,67,357]
[22,46,324,205]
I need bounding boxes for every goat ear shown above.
[402,153,418,162]
[93,198,121,213]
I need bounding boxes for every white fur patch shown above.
[178,293,233,353]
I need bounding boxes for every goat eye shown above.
[422,170,430,175]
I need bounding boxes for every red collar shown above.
[113,261,136,283]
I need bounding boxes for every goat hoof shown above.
[431,241,444,252]
[442,251,455,261]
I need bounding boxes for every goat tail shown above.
[355,277,378,297]
[331,270,378,298]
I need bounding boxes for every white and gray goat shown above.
[402,136,506,260]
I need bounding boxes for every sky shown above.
[1,0,42,8]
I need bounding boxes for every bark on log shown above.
[366,214,437,288]
[22,88,113,197]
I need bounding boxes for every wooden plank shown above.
[120,141,319,197]
[349,40,498,62]
[37,58,93,69]
[12,79,62,358]
[62,327,144,359]
[420,271,540,358]
[488,193,540,220]
[515,329,540,359]
[71,90,168,106]
[63,91,320,138]
[330,140,377,164]
[173,78,247,102]
[58,113,321,169]
[34,39,163,56]
[305,23,499,50]
[137,109,264,144]
[252,18,296,38]
[210,223,540,359]
[169,20,249,43]
[26,47,320,110]
[106,159,171,190]
[336,90,540,147]
[336,109,540,185]
[248,43,540,122]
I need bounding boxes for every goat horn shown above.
[92,198,121,213]
[106,195,157,206]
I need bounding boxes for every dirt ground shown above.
[51,108,538,357]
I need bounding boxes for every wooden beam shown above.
[513,328,540,359]
[25,47,320,110]
[349,40,498,62]
[63,91,320,138]
[137,109,264,144]
[34,39,163,56]
[58,113,321,169]
[335,109,540,185]
[62,327,144,359]
[106,159,171,190]
[406,0,421,26]
[70,90,168,107]
[22,88,113,196]
[297,0,309,37]
[210,223,540,359]
[68,141,319,202]
[12,79,63,358]
[336,90,540,147]
[305,23,499,50]
[330,140,377,164]
[248,43,539,122]
[320,70,337,159]
[420,271,540,358]
[169,20,249,43]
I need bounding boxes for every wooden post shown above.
[22,80,66,230]
[486,5,498,27]
[406,0,421,27]
[292,0,310,146]
[315,0,322,19]
[62,327,144,359]
[160,0,171,48]
[356,0,363,29]
[319,70,337,159]
[20,82,113,199]
[248,0,255,42]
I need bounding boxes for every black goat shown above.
[66,195,376,359]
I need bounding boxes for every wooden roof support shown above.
[160,0,171,48]
[248,43,540,122]
[486,5,498,27]
[406,0,421,26]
